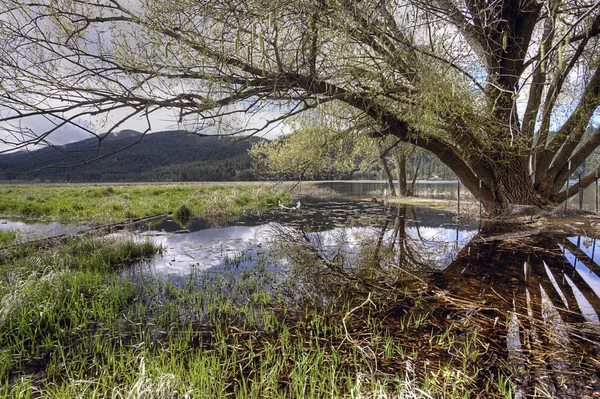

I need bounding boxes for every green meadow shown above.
[0,183,291,224]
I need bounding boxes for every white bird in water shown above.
[278,200,302,211]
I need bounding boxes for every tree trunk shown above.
[392,154,407,196]
[381,157,397,196]
[407,153,422,197]
[470,158,538,216]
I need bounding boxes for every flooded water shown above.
[119,201,479,280]
[116,198,600,339]
[4,191,600,325]
[4,192,600,394]
[0,218,90,242]
[4,196,600,324]
[3,188,600,396]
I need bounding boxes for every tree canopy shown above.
[1,0,600,214]
[249,114,383,180]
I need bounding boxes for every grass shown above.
[0,226,522,398]
[0,230,18,247]
[0,183,291,224]
[173,204,193,226]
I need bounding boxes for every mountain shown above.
[0,130,263,182]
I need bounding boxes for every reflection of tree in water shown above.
[275,204,473,281]
[436,225,600,397]
[272,210,600,396]
[382,205,466,270]
[270,205,464,302]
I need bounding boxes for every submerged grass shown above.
[0,183,291,224]
[4,201,575,397]
[0,229,522,398]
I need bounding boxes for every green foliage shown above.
[173,204,193,226]
[0,230,17,247]
[0,237,162,392]
[62,237,162,272]
[250,122,378,180]
[407,65,492,144]
[250,118,453,183]
[0,232,504,398]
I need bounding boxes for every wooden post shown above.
[455,222,459,244]
[457,180,460,217]
[531,175,535,221]
[579,173,583,210]
[479,180,482,229]
[565,160,571,212]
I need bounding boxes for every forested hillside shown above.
[0,130,259,182]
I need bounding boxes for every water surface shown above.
[0,218,90,242]
[318,179,600,211]
[123,201,479,279]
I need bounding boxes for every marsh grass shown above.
[0,212,534,398]
[0,230,18,247]
[0,183,290,224]
[173,204,193,227]
[0,232,519,399]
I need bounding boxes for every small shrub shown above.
[173,204,193,226]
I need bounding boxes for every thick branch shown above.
[522,1,558,141]
[555,167,600,203]
[550,126,600,193]
[544,65,600,188]
[534,35,592,183]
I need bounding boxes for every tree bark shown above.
[392,153,407,196]
[381,157,397,196]
[408,154,422,197]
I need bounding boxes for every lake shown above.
[110,197,600,321]
[117,200,479,281]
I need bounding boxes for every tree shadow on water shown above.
[434,223,600,397]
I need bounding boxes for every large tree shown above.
[1,0,599,215]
